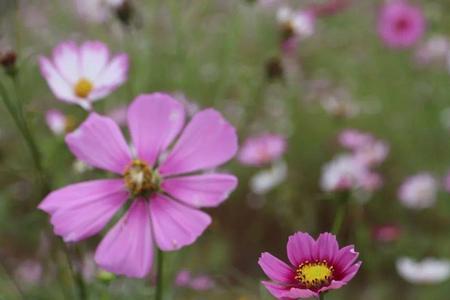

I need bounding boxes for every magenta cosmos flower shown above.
[39,93,238,277]
[39,40,129,110]
[259,232,361,299]
[238,133,286,167]
[377,0,425,49]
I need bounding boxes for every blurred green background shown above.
[1,0,450,299]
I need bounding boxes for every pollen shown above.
[124,160,160,196]
[295,260,334,290]
[74,78,93,98]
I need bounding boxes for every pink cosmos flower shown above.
[39,41,129,110]
[372,224,401,243]
[377,0,425,49]
[259,232,361,299]
[238,134,286,167]
[338,129,389,167]
[398,173,437,209]
[39,93,238,278]
[45,109,75,135]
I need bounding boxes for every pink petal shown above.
[316,232,339,262]
[80,41,109,81]
[39,179,126,213]
[150,194,211,251]
[39,56,76,103]
[40,179,128,242]
[258,252,295,284]
[340,261,361,282]
[159,109,238,176]
[95,200,153,278]
[52,41,80,84]
[333,245,359,273]
[318,262,361,293]
[285,287,318,299]
[162,173,237,208]
[287,232,316,267]
[91,53,128,100]
[127,93,185,166]
[261,281,291,299]
[65,113,131,174]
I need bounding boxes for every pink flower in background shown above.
[377,0,425,49]
[39,41,129,110]
[46,109,68,135]
[398,173,438,209]
[443,171,450,193]
[320,155,366,192]
[15,260,43,285]
[175,270,216,291]
[190,275,216,291]
[339,129,374,151]
[372,224,402,243]
[396,257,450,284]
[277,7,316,39]
[259,232,361,299]
[338,129,389,167]
[45,109,75,135]
[238,133,286,167]
[39,93,238,278]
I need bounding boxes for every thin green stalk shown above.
[331,191,350,235]
[155,249,165,300]
[0,258,26,300]
[61,243,88,300]
[331,204,345,235]
[319,293,325,300]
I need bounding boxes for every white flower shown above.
[396,257,450,284]
[398,173,438,209]
[320,155,366,192]
[250,160,287,194]
[276,7,315,38]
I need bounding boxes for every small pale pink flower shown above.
[46,109,68,135]
[175,270,192,287]
[39,40,129,110]
[338,129,374,151]
[259,232,361,299]
[372,224,401,242]
[190,275,216,291]
[339,129,389,167]
[377,0,425,49]
[320,155,366,192]
[15,260,43,285]
[398,173,438,209]
[238,134,286,167]
[39,93,238,278]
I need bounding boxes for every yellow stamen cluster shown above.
[74,78,93,98]
[295,260,334,289]
[124,160,160,196]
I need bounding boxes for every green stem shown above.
[319,293,325,300]
[331,204,345,235]
[61,243,88,300]
[331,191,350,235]
[0,257,26,300]
[155,249,164,300]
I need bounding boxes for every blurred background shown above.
[1,0,450,299]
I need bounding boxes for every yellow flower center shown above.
[295,260,334,289]
[74,78,93,98]
[124,160,160,196]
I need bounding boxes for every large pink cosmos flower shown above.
[39,41,129,110]
[259,232,361,299]
[39,93,238,277]
[377,0,425,49]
